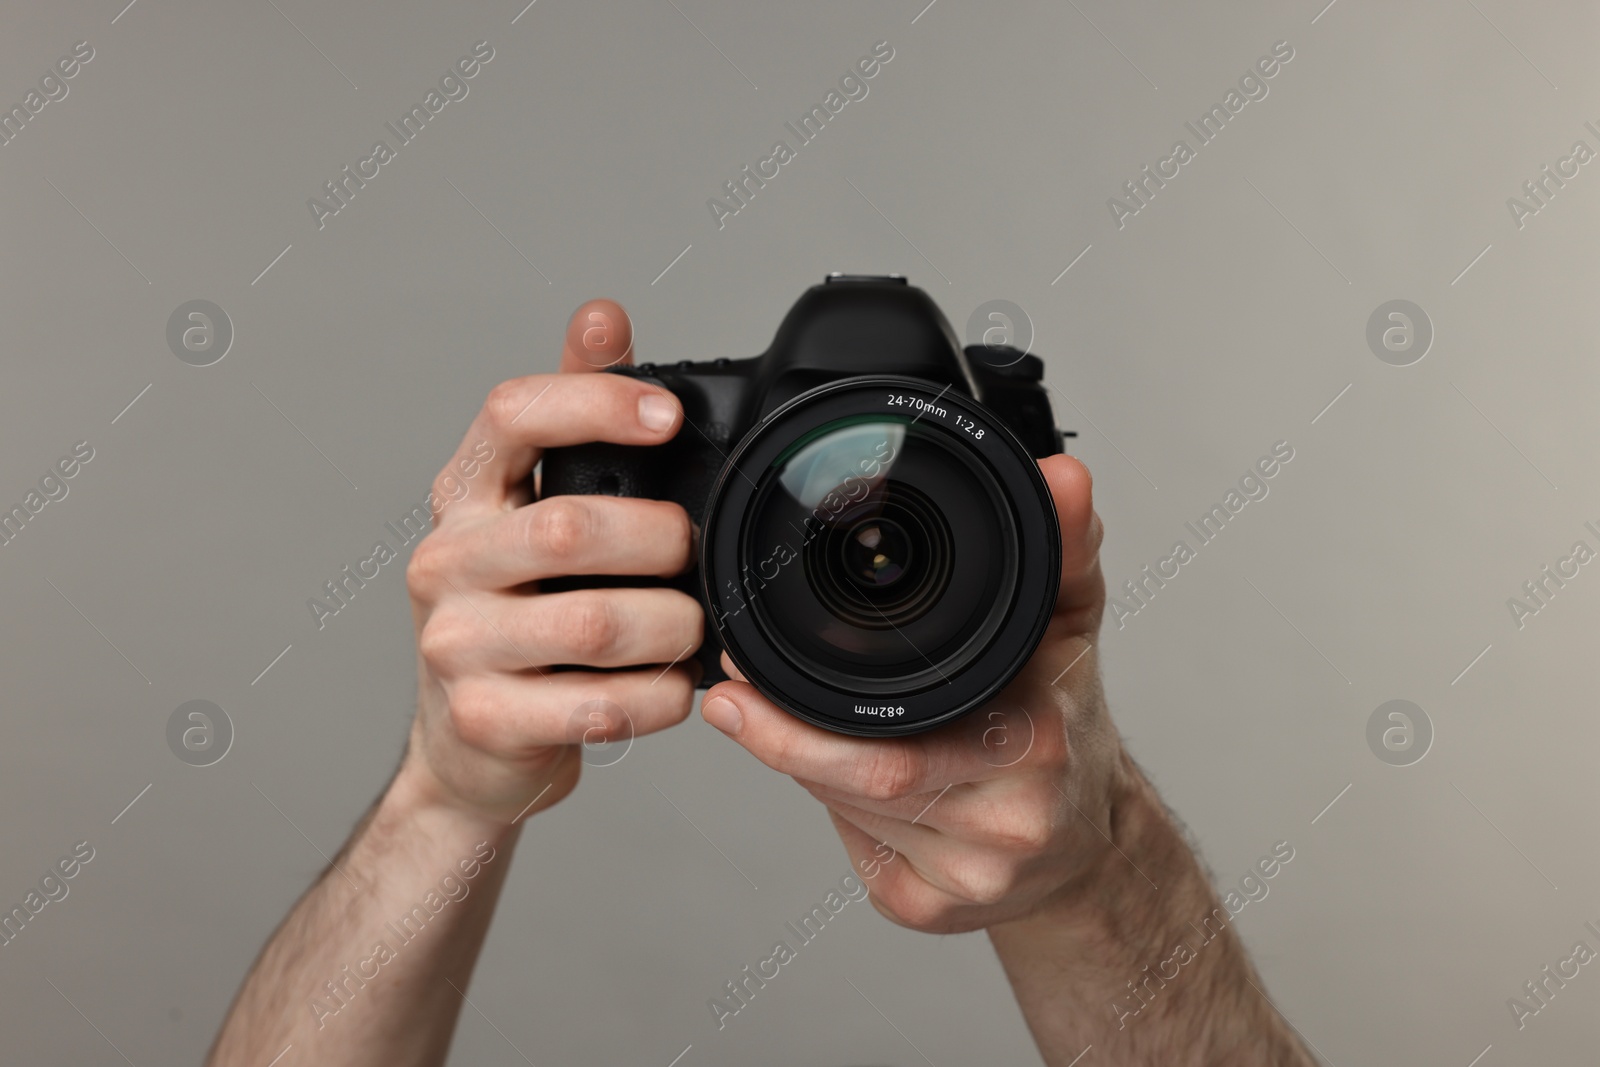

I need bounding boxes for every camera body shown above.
[539,275,1066,736]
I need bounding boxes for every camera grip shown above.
[540,440,655,500]
[537,441,727,687]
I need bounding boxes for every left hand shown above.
[701,454,1134,933]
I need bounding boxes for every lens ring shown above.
[702,377,1060,737]
[805,483,954,630]
[747,417,1012,693]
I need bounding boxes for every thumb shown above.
[560,298,635,373]
[1039,453,1104,622]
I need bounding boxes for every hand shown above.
[399,300,703,823]
[701,455,1131,933]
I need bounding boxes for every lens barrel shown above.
[702,377,1060,736]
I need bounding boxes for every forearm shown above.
[988,757,1314,1066]
[208,760,521,1067]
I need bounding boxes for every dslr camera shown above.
[540,275,1066,736]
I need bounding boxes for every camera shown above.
[539,275,1067,736]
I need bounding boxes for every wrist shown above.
[385,755,526,854]
[996,752,1209,960]
[1072,751,1198,914]
[988,754,1309,1065]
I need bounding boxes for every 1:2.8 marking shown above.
[953,414,985,439]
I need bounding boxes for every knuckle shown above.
[484,379,531,431]
[446,683,502,750]
[558,595,620,659]
[991,806,1055,857]
[1027,713,1072,771]
[405,534,449,598]
[945,860,1014,907]
[877,886,957,932]
[571,699,630,745]
[861,745,924,803]
[767,724,809,775]
[417,608,471,673]
[529,497,593,562]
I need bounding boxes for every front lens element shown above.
[808,484,952,631]
[844,518,911,589]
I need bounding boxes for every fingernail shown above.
[638,393,677,433]
[701,696,741,736]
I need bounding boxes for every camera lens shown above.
[738,415,1014,694]
[736,412,1011,687]
[703,379,1060,736]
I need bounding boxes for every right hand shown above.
[398,300,703,823]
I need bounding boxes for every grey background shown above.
[1,0,1596,1063]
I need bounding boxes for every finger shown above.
[421,587,703,673]
[699,680,1023,797]
[433,301,642,520]
[826,808,903,885]
[798,776,968,835]
[434,372,683,520]
[560,299,635,373]
[411,496,693,592]
[826,802,1029,910]
[825,803,944,871]
[799,772,1059,850]
[442,666,696,755]
[1038,454,1103,620]
[826,811,976,932]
